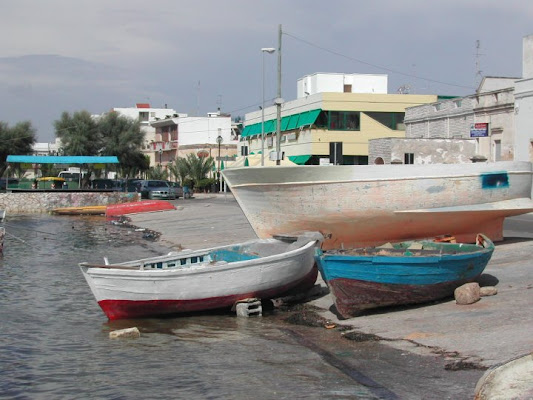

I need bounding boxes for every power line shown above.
[283,30,476,91]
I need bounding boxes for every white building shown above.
[514,34,533,162]
[110,103,186,166]
[32,139,60,156]
[151,112,239,169]
[297,72,388,98]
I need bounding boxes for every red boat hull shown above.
[106,200,175,217]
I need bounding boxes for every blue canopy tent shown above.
[5,155,119,190]
[6,155,119,164]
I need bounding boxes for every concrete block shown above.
[235,298,262,317]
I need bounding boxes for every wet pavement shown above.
[127,192,533,396]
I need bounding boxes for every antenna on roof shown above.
[197,81,201,117]
[475,40,484,89]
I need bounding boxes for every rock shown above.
[109,327,140,339]
[454,282,481,305]
[480,286,498,296]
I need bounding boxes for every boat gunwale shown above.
[79,239,319,276]
[225,169,532,189]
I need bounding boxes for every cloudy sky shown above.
[1,0,532,142]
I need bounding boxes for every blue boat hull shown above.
[315,235,494,318]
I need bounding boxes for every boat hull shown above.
[106,200,175,217]
[222,161,533,249]
[315,235,494,318]
[80,237,320,320]
[97,268,317,320]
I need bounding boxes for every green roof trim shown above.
[288,155,311,165]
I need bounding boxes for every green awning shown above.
[264,120,275,133]
[288,155,311,165]
[240,109,322,139]
[297,109,321,127]
[241,125,251,137]
[286,114,299,130]
[281,116,290,131]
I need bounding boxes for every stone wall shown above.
[369,137,476,164]
[0,192,140,214]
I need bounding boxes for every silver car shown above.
[137,180,177,200]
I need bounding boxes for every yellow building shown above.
[241,74,438,165]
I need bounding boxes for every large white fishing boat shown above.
[222,161,533,249]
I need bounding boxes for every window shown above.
[343,84,352,93]
[404,153,414,164]
[315,111,360,131]
[365,112,405,130]
[139,111,149,121]
[494,140,501,162]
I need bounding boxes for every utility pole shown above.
[275,24,283,166]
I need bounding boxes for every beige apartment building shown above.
[240,73,438,165]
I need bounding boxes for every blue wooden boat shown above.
[315,234,495,319]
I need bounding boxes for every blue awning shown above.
[6,155,120,164]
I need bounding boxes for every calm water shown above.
[0,214,385,400]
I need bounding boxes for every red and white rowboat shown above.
[79,232,323,320]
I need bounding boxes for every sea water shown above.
[0,214,485,399]
[0,214,382,400]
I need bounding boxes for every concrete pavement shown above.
[127,192,533,370]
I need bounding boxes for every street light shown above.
[216,131,223,191]
[159,148,163,165]
[261,47,275,166]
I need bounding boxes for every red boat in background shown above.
[52,200,175,217]
[106,200,175,217]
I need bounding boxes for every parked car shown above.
[90,179,116,190]
[136,180,177,200]
[167,181,184,198]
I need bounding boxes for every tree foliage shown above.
[54,110,148,179]
[0,121,37,177]
[147,165,168,180]
[55,110,100,156]
[172,154,214,190]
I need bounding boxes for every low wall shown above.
[0,192,141,214]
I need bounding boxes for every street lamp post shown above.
[261,47,275,166]
[216,132,223,192]
[159,148,163,165]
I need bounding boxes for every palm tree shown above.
[147,165,168,180]
[172,154,214,190]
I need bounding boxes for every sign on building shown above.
[470,123,489,137]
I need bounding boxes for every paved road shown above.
[128,193,533,368]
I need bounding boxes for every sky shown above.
[1,0,532,142]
